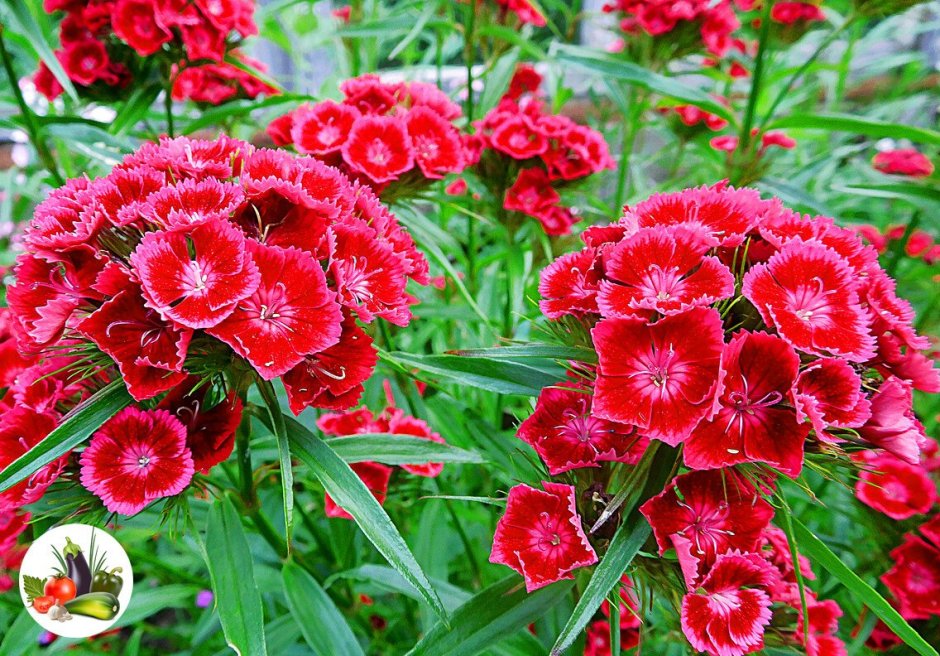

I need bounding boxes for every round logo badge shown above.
[18,524,133,638]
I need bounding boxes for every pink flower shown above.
[291,101,360,156]
[207,241,343,379]
[858,377,927,465]
[0,408,61,510]
[342,115,415,184]
[742,239,876,362]
[592,308,724,446]
[538,248,601,319]
[680,552,775,656]
[79,407,194,515]
[881,514,940,620]
[641,470,774,577]
[597,226,735,318]
[490,115,548,160]
[517,384,644,475]
[872,149,934,178]
[855,452,936,520]
[404,107,465,179]
[684,331,809,477]
[490,482,598,591]
[794,358,872,439]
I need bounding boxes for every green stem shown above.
[235,411,257,508]
[257,379,294,551]
[885,210,920,278]
[463,1,477,124]
[0,28,63,185]
[759,14,856,130]
[164,81,175,138]
[613,89,646,211]
[738,0,775,155]
[434,481,482,587]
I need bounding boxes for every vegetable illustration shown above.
[63,537,92,596]
[48,601,73,623]
[32,596,55,614]
[91,567,124,597]
[44,576,77,603]
[65,592,120,620]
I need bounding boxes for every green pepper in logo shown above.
[90,567,123,597]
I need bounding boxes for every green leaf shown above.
[384,351,563,397]
[478,48,520,117]
[551,445,679,655]
[448,344,597,364]
[205,496,268,656]
[0,610,41,656]
[257,379,294,548]
[325,434,484,465]
[387,0,437,61]
[282,561,365,656]
[110,84,162,136]
[791,517,939,656]
[22,574,45,602]
[0,380,132,494]
[1,0,78,101]
[833,182,940,205]
[281,413,449,621]
[181,94,309,135]
[767,113,940,146]
[550,43,735,123]
[407,577,574,656]
[327,564,471,611]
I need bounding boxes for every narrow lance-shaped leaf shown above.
[0,380,132,493]
[282,560,365,656]
[767,113,940,146]
[272,412,449,622]
[205,495,268,656]
[791,517,939,656]
[257,379,294,550]
[407,577,574,656]
[325,434,484,465]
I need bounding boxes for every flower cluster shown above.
[316,394,447,519]
[0,510,29,592]
[268,75,466,197]
[872,148,935,178]
[36,0,274,104]
[852,223,940,265]
[491,182,939,655]
[882,513,940,623]
[467,67,614,235]
[6,134,428,516]
[602,0,741,57]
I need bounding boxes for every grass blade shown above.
[325,434,484,465]
[282,560,365,656]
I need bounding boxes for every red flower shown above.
[327,222,412,325]
[207,241,343,379]
[872,149,934,178]
[490,482,598,591]
[742,240,875,362]
[24,176,100,253]
[325,462,393,520]
[855,452,937,520]
[405,81,463,121]
[641,470,774,575]
[881,515,940,620]
[342,115,415,184]
[536,205,578,236]
[500,0,546,26]
[267,112,295,146]
[858,377,927,465]
[684,331,809,477]
[282,313,376,414]
[598,226,735,319]
[543,125,615,180]
[538,248,601,319]
[79,407,194,515]
[517,384,644,475]
[622,183,765,248]
[76,285,192,401]
[490,115,548,160]
[592,308,724,445]
[680,552,775,656]
[142,177,245,229]
[503,167,560,217]
[794,358,871,439]
[584,619,639,656]
[291,101,361,156]
[158,378,243,474]
[404,107,465,179]
[34,62,64,100]
[797,597,847,656]
[387,409,447,477]
[130,220,261,330]
[340,74,400,115]
[61,39,110,86]
[119,135,250,182]
[0,408,61,510]
[112,0,173,55]
[771,2,826,24]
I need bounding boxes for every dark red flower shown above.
[881,515,940,620]
[404,106,465,179]
[340,74,400,115]
[158,378,243,474]
[342,115,415,184]
[291,101,361,156]
[598,226,735,319]
[0,408,61,510]
[542,125,615,180]
[684,331,809,477]
[872,149,934,178]
[536,205,578,236]
[641,470,774,575]
[34,62,64,100]
[61,39,110,86]
[503,167,559,217]
[325,462,393,520]
[858,377,927,465]
[267,112,295,146]
[855,452,937,520]
[680,552,775,656]
[742,240,875,362]
[771,2,826,23]
[797,597,848,656]
[130,220,261,330]
[207,241,343,379]
[282,313,376,414]
[517,384,643,475]
[538,248,601,319]
[24,176,100,253]
[794,358,871,439]
[112,0,173,55]
[79,407,194,515]
[490,482,597,591]
[592,308,724,445]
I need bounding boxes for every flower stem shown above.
[164,83,175,138]
[738,0,774,157]
[0,27,63,185]
[235,411,257,508]
[886,209,920,278]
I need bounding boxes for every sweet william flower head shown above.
[854,452,937,521]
